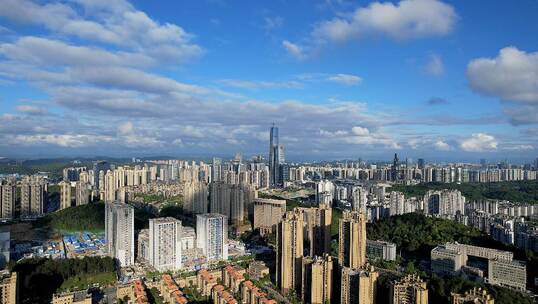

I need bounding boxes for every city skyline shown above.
[0,0,537,161]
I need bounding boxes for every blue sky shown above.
[0,0,537,162]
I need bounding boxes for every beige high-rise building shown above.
[75,181,90,206]
[0,271,17,304]
[451,287,494,304]
[302,203,332,256]
[276,209,304,295]
[253,198,286,235]
[183,181,208,214]
[59,181,72,210]
[210,182,257,224]
[339,210,367,268]
[20,175,47,217]
[341,266,378,304]
[0,179,16,220]
[301,254,333,304]
[390,274,428,304]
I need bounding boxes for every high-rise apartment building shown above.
[183,181,208,214]
[301,254,333,304]
[339,210,367,268]
[276,209,304,295]
[390,274,428,304]
[302,204,332,257]
[0,179,16,220]
[424,190,465,217]
[105,202,135,267]
[210,182,256,224]
[0,271,17,304]
[269,124,284,188]
[196,213,228,261]
[93,161,110,190]
[252,198,286,235]
[20,175,47,218]
[59,180,72,210]
[340,266,378,304]
[148,217,182,271]
[75,181,90,206]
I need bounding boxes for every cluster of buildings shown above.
[283,157,538,184]
[105,202,234,271]
[431,242,527,291]
[0,175,48,220]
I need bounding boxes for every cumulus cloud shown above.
[0,0,203,64]
[285,0,457,58]
[460,133,498,152]
[434,140,452,151]
[424,54,444,76]
[327,73,362,85]
[467,47,538,125]
[467,47,538,104]
[351,126,370,136]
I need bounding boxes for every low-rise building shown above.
[247,261,269,280]
[487,259,527,291]
[51,290,92,304]
[451,287,494,304]
[366,240,397,261]
[222,265,246,293]
[211,284,238,304]
[197,269,220,296]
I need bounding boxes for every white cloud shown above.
[312,0,456,43]
[434,140,451,151]
[13,134,112,148]
[16,105,47,115]
[460,133,498,152]
[503,144,534,151]
[327,73,362,85]
[424,54,444,76]
[0,0,203,64]
[351,126,370,136]
[282,40,305,59]
[467,47,538,104]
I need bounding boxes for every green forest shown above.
[390,180,538,203]
[35,202,106,232]
[9,256,116,304]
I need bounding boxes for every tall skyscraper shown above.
[93,160,110,190]
[59,181,72,210]
[417,158,425,170]
[338,210,367,268]
[0,179,16,220]
[392,153,399,181]
[20,176,47,218]
[276,209,304,295]
[105,202,135,267]
[302,204,332,257]
[390,274,428,304]
[75,181,90,206]
[269,124,284,188]
[148,217,182,271]
[196,213,228,261]
[301,254,333,304]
